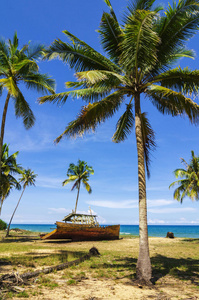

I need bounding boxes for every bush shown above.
[0,219,7,230]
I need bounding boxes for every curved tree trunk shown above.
[6,186,26,237]
[134,93,152,283]
[0,93,11,179]
[74,182,80,214]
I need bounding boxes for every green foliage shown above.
[63,160,94,212]
[170,150,199,202]
[0,144,22,207]
[0,32,55,129]
[39,0,199,178]
[0,219,7,230]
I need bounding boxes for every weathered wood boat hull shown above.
[41,222,120,241]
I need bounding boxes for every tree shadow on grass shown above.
[0,236,40,243]
[151,255,199,286]
[181,238,199,243]
[0,249,86,274]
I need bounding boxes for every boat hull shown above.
[41,222,120,241]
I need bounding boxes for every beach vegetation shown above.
[39,0,199,283]
[0,32,55,179]
[0,143,22,214]
[62,160,94,213]
[0,234,199,298]
[6,168,37,237]
[169,150,199,202]
[0,218,7,230]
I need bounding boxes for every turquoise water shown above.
[10,224,199,238]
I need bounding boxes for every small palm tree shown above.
[169,151,199,203]
[63,160,94,213]
[6,168,37,237]
[0,32,55,176]
[0,144,22,214]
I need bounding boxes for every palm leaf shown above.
[146,84,199,123]
[121,10,160,75]
[14,88,35,129]
[45,33,120,73]
[112,103,134,142]
[98,9,122,63]
[149,67,199,96]
[154,0,199,72]
[140,112,156,178]
[55,91,125,143]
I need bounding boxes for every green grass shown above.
[1,232,199,299]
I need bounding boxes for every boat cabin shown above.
[62,212,99,227]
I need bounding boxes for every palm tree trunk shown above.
[134,93,152,283]
[74,182,80,214]
[6,185,26,237]
[0,93,11,178]
[0,196,6,216]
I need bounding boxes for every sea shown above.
[10,224,199,238]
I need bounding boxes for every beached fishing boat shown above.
[41,212,120,241]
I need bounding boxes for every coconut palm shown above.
[39,0,199,282]
[0,32,55,176]
[63,160,94,213]
[6,168,37,237]
[0,143,22,214]
[169,151,199,203]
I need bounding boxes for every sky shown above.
[1,0,199,225]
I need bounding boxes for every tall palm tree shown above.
[39,0,199,283]
[169,151,199,202]
[0,143,22,214]
[6,168,37,237]
[0,32,55,176]
[63,160,94,213]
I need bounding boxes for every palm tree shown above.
[0,32,55,176]
[39,0,199,283]
[169,151,199,203]
[0,143,22,214]
[6,168,37,237]
[63,160,94,213]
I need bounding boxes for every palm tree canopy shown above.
[169,151,199,203]
[39,0,199,178]
[63,160,94,194]
[20,168,37,189]
[0,143,22,201]
[0,32,55,129]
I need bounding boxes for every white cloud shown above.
[148,207,196,214]
[148,219,166,224]
[48,208,70,214]
[87,198,174,209]
[36,176,65,189]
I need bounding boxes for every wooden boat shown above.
[41,212,120,241]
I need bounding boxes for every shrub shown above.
[0,219,7,230]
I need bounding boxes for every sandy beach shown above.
[0,234,199,299]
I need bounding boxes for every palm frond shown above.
[128,0,156,11]
[98,10,122,63]
[140,112,156,178]
[55,91,125,143]
[23,73,55,94]
[45,33,120,73]
[150,67,199,96]
[154,0,199,72]
[121,10,160,75]
[14,88,35,129]
[76,70,126,86]
[112,103,134,142]
[147,84,199,123]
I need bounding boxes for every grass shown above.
[0,230,199,299]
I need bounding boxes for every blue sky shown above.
[1,0,199,225]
